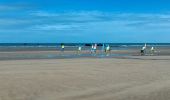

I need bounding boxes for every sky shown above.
[0,0,170,43]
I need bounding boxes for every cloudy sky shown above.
[0,0,170,43]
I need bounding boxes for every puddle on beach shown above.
[46,53,129,59]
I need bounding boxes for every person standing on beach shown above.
[106,45,110,54]
[91,44,94,53]
[94,44,97,53]
[141,47,145,55]
[77,46,82,54]
[141,44,146,55]
[150,47,155,55]
[102,43,105,53]
[61,43,65,52]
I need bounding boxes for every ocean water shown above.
[0,43,170,49]
[0,43,170,47]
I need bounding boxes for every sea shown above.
[0,43,170,48]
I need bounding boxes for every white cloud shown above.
[0,3,32,11]
[30,11,170,25]
[31,24,87,31]
[0,5,16,10]
[0,19,29,25]
[30,11,60,17]
[31,12,170,32]
[1,10,170,42]
[2,10,170,33]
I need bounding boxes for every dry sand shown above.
[0,57,170,100]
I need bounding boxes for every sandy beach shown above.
[1,0,170,99]
[0,56,170,100]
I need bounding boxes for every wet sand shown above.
[0,50,139,60]
[0,56,170,100]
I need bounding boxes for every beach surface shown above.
[0,56,170,100]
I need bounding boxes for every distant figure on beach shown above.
[94,44,97,53]
[91,44,94,53]
[141,44,146,55]
[102,44,105,53]
[77,46,82,54]
[106,45,110,54]
[144,43,147,48]
[141,47,145,55]
[61,43,65,52]
[150,47,155,55]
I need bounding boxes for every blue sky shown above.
[0,0,170,43]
